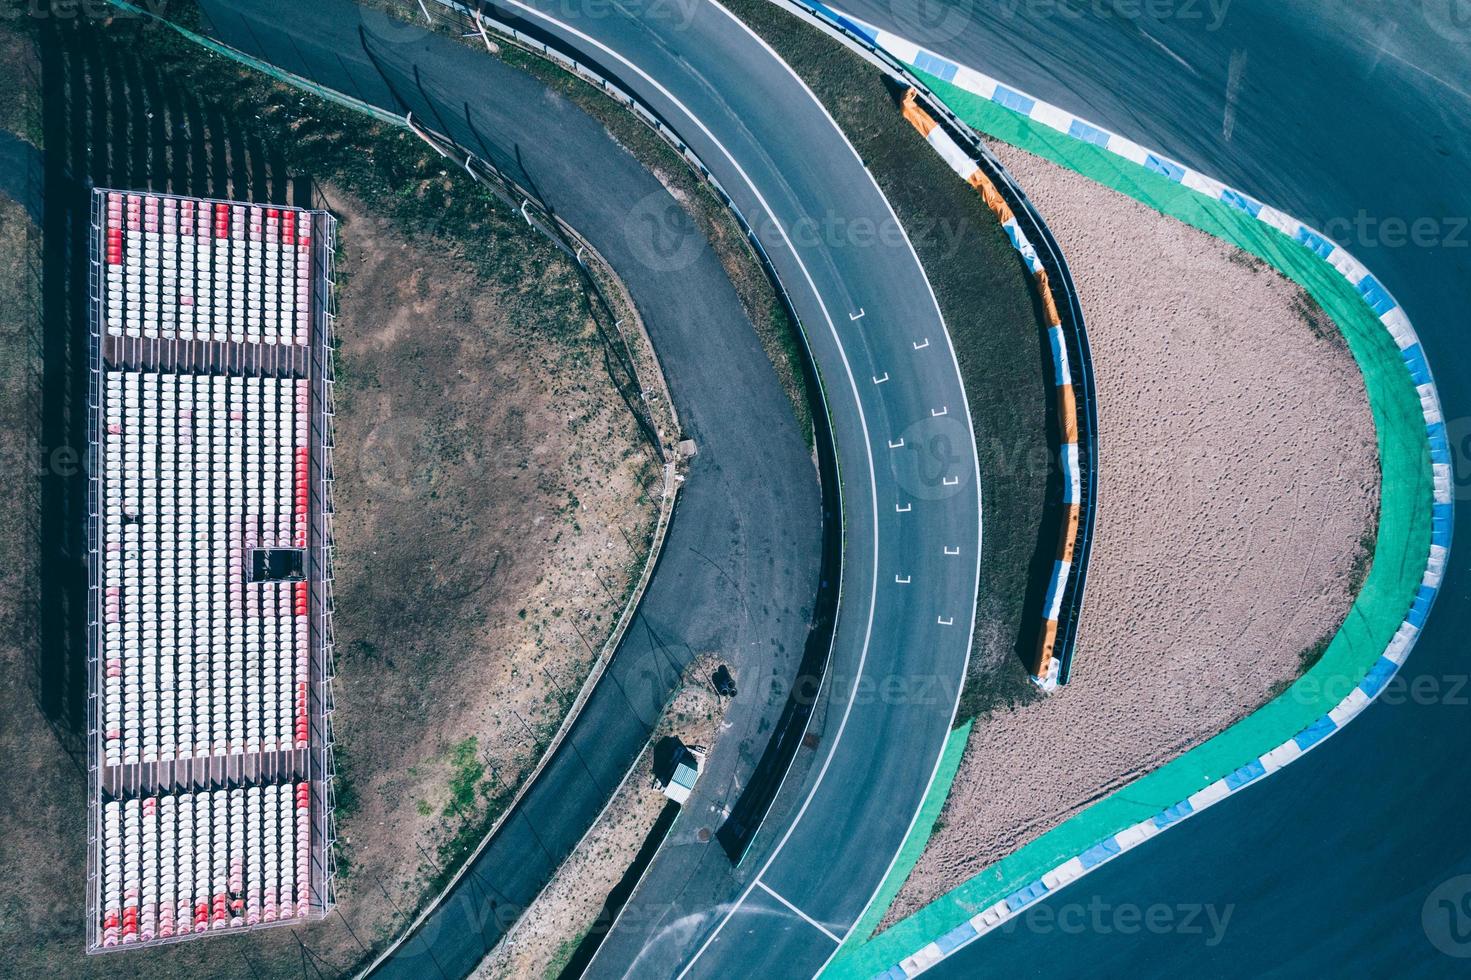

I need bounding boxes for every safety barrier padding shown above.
[897,88,1080,689]
[791,8,1449,980]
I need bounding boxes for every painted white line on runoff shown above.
[757,880,844,944]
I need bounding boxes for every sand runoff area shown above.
[885,139,1380,922]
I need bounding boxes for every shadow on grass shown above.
[30,16,303,759]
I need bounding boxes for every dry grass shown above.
[356,0,815,449]
[0,13,677,978]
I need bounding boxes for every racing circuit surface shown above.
[161,0,1471,976]
[195,0,827,973]
[459,5,989,976]
[194,0,984,977]
[826,0,1471,974]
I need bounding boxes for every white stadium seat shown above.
[92,192,328,949]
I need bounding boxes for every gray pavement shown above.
[197,0,988,975]
[195,1,824,976]
[466,2,983,977]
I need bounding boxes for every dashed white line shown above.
[474,5,980,977]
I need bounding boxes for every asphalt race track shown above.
[198,0,985,977]
[196,0,826,974]
[830,0,1471,975]
[462,3,989,976]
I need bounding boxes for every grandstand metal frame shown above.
[84,189,338,952]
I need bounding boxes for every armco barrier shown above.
[413,0,852,867]
[788,11,1450,979]
[765,0,1099,688]
[897,88,1079,689]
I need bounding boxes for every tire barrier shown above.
[898,89,1078,690]
[768,0,1099,689]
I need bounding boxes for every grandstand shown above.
[85,190,338,951]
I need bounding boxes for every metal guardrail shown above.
[770,0,1099,686]
[411,0,849,865]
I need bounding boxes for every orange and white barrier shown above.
[900,89,1081,689]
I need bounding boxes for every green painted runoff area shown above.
[826,68,1435,979]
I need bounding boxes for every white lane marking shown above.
[694,3,985,971]
[895,574,911,584]
[776,12,985,972]
[755,881,842,944]
[488,3,981,972]
[888,438,905,449]
[943,546,960,556]
[873,372,889,384]
[931,406,948,417]
[483,3,890,972]
[942,475,959,486]
[896,502,911,513]
[937,615,954,626]
[850,308,866,320]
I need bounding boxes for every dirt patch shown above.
[473,663,728,980]
[321,185,663,950]
[883,140,1379,923]
[0,13,675,978]
[357,0,814,449]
